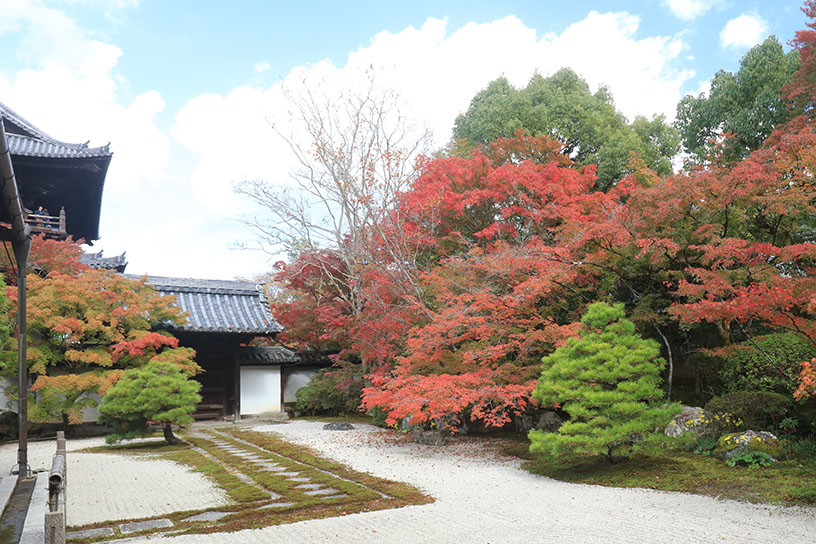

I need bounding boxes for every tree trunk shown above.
[162,423,177,445]
[654,326,673,400]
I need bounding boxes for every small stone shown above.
[119,518,174,534]
[181,511,230,522]
[66,527,115,539]
[294,483,323,489]
[323,421,355,431]
[260,502,296,509]
[304,488,339,496]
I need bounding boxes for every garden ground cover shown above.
[503,438,816,506]
[64,427,430,541]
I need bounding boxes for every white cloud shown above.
[254,62,271,73]
[720,14,768,50]
[663,0,715,21]
[172,12,693,222]
[1,4,698,279]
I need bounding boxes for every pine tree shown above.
[98,360,201,444]
[530,302,679,462]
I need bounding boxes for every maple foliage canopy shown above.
[269,4,816,429]
[0,238,198,425]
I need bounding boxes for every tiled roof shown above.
[81,250,128,272]
[238,346,300,365]
[0,101,112,160]
[125,275,283,335]
[6,133,111,159]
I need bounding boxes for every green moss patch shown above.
[505,438,816,506]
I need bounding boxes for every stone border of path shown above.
[19,472,48,544]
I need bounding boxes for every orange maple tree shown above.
[2,238,198,426]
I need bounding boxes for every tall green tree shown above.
[530,303,680,462]
[675,36,800,164]
[452,69,679,190]
[98,360,201,444]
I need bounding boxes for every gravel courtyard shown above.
[2,422,814,543]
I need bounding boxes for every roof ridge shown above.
[0,100,106,151]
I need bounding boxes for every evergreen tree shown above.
[530,302,679,462]
[98,360,201,444]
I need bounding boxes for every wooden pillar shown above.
[15,237,30,479]
[232,348,241,422]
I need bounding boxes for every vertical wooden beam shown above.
[233,347,241,422]
[280,366,286,413]
[15,237,30,479]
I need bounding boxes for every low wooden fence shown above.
[44,431,66,544]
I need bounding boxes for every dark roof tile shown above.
[0,101,112,160]
[238,346,300,365]
[125,274,283,335]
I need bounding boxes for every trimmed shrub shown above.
[720,333,816,394]
[295,364,363,416]
[530,302,680,463]
[706,391,792,430]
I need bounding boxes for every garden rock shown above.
[514,411,562,433]
[413,429,446,446]
[323,422,354,431]
[714,430,780,461]
[537,411,562,433]
[664,406,713,438]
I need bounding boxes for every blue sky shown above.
[0,0,809,279]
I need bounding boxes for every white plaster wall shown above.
[240,366,282,415]
[283,369,317,404]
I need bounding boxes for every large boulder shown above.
[714,430,781,461]
[664,406,714,437]
[514,411,563,434]
[413,428,446,446]
[323,421,354,431]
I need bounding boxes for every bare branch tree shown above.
[236,70,433,315]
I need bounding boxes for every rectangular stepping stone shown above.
[294,483,323,490]
[119,519,173,534]
[67,527,115,539]
[260,502,296,509]
[182,511,230,522]
[320,494,349,499]
[304,488,339,496]
[286,477,311,482]
[275,472,300,477]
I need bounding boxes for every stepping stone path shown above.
[65,430,370,540]
[182,511,231,523]
[119,518,174,534]
[66,527,115,539]
[200,431,355,506]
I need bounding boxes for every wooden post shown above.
[233,349,241,422]
[15,238,30,479]
[58,207,66,234]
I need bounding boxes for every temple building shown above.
[0,101,112,242]
[124,275,324,420]
[1,101,321,423]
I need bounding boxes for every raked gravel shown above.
[122,421,814,544]
[0,436,229,526]
[2,423,814,542]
